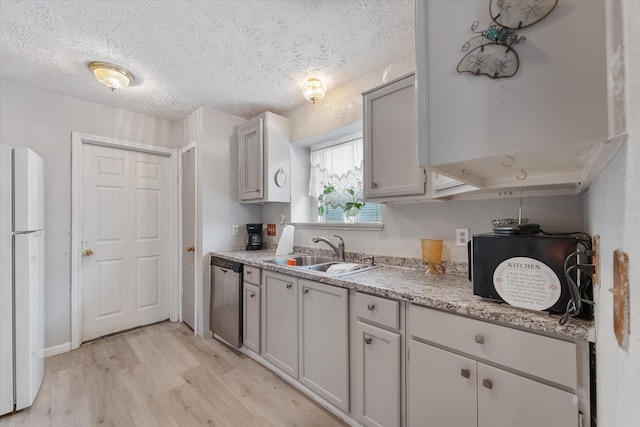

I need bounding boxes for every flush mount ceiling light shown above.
[88,62,134,91]
[303,77,326,104]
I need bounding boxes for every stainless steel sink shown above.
[271,255,335,266]
[269,256,379,277]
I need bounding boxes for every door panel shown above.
[477,363,579,427]
[408,339,477,427]
[298,280,349,411]
[356,321,401,427]
[81,144,170,342]
[243,283,260,353]
[238,120,263,200]
[181,147,196,329]
[263,272,298,378]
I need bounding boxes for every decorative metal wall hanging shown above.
[457,0,558,79]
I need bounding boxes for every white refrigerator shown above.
[0,145,45,416]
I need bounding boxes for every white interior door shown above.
[180,146,196,329]
[80,144,171,342]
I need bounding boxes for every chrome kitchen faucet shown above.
[312,235,345,261]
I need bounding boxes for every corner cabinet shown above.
[363,73,427,202]
[238,112,291,203]
[416,0,624,195]
[407,304,590,427]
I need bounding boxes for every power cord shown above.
[559,249,596,325]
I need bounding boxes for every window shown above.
[308,133,382,223]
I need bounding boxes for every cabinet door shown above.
[243,283,260,354]
[363,74,425,199]
[355,321,401,427]
[238,118,263,201]
[416,1,612,191]
[407,339,477,427]
[262,272,298,378]
[477,363,579,427]
[299,280,349,412]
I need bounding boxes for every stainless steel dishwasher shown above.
[210,256,243,348]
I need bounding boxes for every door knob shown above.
[83,249,94,256]
[186,246,194,252]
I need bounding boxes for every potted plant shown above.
[317,184,334,223]
[344,188,364,223]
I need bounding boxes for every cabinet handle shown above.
[367,303,375,311]
[286,284,292,289]
[249,293,255,298]
[246,270,252,275]
[303,289,309,294]
[372,182,378,189]
[364,337,372,345]
[255,189,260,192]
[474,335,485,344]
[460,369,471,379]
[482,379,493,390]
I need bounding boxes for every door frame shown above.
[70,132,179,350]
[178,141,199,332]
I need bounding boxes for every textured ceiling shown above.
[0,0,415,121]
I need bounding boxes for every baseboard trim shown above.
[44,342,71,358]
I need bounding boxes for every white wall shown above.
[0,80,182,348]
[286,56,415,142]
[183,107,261,335]
[265,195,583,262]
[584,2,640,424]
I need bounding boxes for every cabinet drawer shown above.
[408,305,577,389]
[355,292,399,330]
[243,266,261,285]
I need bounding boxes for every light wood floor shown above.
[0,321,347,427]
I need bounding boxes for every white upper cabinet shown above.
[238,112,291,203]
[416,0,624,194]
[363,73,427,201]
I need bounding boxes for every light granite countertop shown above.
[211,249,594,342]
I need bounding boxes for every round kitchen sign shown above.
[492,257,561,311]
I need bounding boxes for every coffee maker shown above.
[246,224,263,250]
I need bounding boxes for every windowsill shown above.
[292,222,384,231]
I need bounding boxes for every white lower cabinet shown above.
[299,279,349,412]
[408,339,579,427]
[407,304,583,427]
[261,272,349,411]
[355,321,401,427]
[476,363,578,427]
[408,339,477,427]
[352,292,402,427]
[242,283,260,354]
[262,271,298,378]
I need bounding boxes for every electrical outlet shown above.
[456,228,470,246]
[231,224,238,236]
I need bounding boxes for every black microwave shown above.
[469,233,592,318]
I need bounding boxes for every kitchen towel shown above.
[276,225,295,256]
[325,263,365,275]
